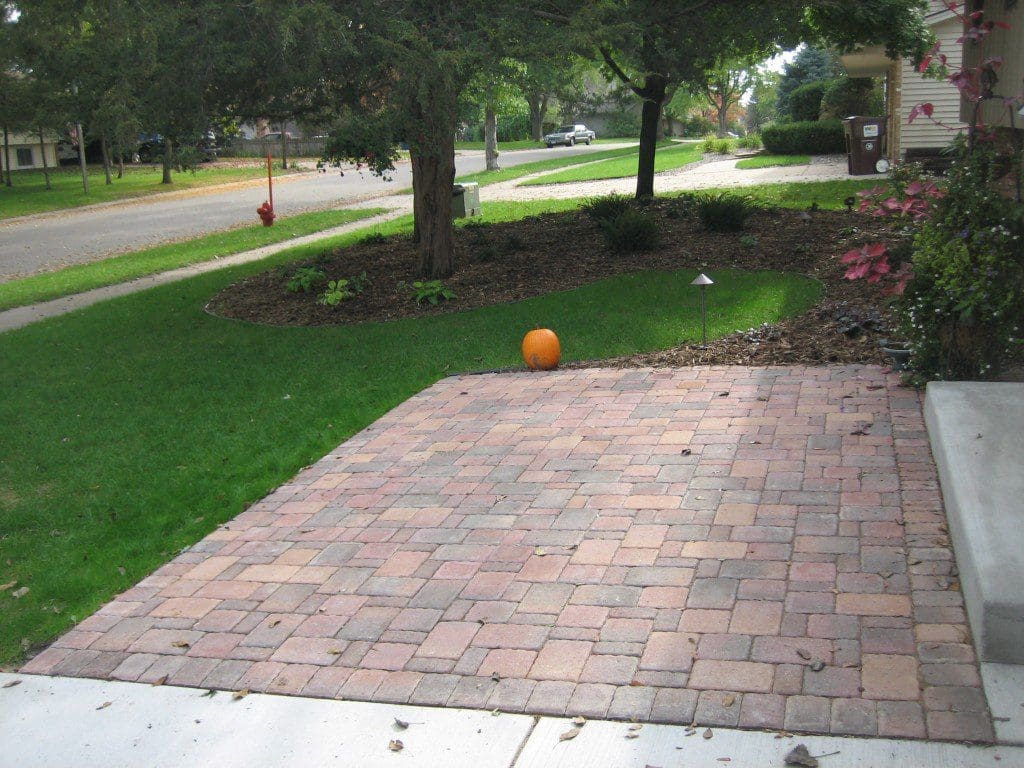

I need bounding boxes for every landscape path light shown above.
[691,272,714,346]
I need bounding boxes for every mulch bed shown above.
[206,199,902,367]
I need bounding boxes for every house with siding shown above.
[839,0,967,162]
[0,131,59,172]
[961,0,1023,133]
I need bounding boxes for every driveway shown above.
[0,144,631,280]
[22,365,992,742]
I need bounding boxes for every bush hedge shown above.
[762,119,845,155]
[820,77,884,119]
[788,79,834,122]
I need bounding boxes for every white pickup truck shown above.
[543,124,596,147]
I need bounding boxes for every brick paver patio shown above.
[23,366,993,741]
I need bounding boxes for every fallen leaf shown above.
[628,724,643,732]
[796,649,811,660]
[2,679,22,688]
[625,732,640,740]
[534,548,547,557]
[96,701,112,710]
[809,659,825,672]
[571,716,586,727]
[718,759,732,763]
[560,727,581,742]
[723,694,735,707]
[328,648,344,655]
[784,744,818,767]
[388,739,404,752]
[11,587,29,599]
[393,718,409,730]
[757,396,769,401]
[0,580,16,592]
[491,672,500,682]
[629,680,643,686]
[232,688,249,700]
[703,728,713,740]
[269,619,281,628]
[718,392,730,397]
[681,448,692,456]
[170,641,190,649]
[151,675,168,686]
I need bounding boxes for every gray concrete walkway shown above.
[1,673,1018,767]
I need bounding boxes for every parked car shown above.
[544,124,596,147]
[136,133,217,163]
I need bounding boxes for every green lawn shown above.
[455,142,644,187]
[690,179,869,210]
[455,138,626,151]
[734,154,812,170]
[0,196,821,665]
[0,164,303,220]
[0,208,385,312]
[520,143,703,186]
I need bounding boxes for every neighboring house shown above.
[0,131,59,172]
[839,0,967,162]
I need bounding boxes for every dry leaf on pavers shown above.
[723,694,736,707]
[2,680,21,688]
[96,701,112,710]
[0,580,16,592]
[534,548,547,557]
[784,745,818,767]
[11,587,29,599]
[809,660,825,672]
[491,673,501,682]
[680,448,692,455]
[232,688,250,700]
[703,729,713,740]
[328,649,344,655]
[560,728,581,742]
[151,675,168,687]
[269,619,281,628]
[571,716,586,727]
[170,641,190,649]
[795,649,811,660]
[389,740,404,752]
[393,718,410,730]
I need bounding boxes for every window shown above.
[16,148,34,167]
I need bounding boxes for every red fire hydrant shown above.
[257,201,275,227]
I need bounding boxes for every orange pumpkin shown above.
[522,328,561,371]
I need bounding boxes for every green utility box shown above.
[452,182,481,218]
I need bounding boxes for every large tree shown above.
[574,0,929,198]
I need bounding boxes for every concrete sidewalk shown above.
[1,673,1017,768]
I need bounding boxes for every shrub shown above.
[605,108,642,138]
[737,134,762,150]
[286,266,327,293]
[675,114,716,137]
[819,77,884,119]
[694,192,760,232]
[582,193,632,222]
[762,120,845,155]
[318,279,354,306]
[599,208,661,253]
[405,280,455,305]
[788,79,834,121]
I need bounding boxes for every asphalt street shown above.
[0,143,628,280]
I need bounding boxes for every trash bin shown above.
[452,182,481,218]
[843,117,887,175]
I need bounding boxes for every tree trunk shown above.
[161,137,173,184]
[101,134,112,184]
[635,74,667,200]
[410,88,458,278]
[116,140,124,179]
[76,122,89,194]
[484,105,500,171]
[528,93,549,141]
[38,127,51,190]
[280,131,288,170]
[717,103,729,138]
[2,124,11,187]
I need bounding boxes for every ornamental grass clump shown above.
[694,192,760,232]
[599,208,661,253]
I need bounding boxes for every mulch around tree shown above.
[206,199,901,367]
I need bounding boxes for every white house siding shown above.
[0,132,59,172]
[898,12,966,154]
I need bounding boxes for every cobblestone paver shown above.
[23,366,993,741]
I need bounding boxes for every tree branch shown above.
[599,47,644,97]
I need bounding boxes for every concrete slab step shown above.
[924,382,1024,664]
